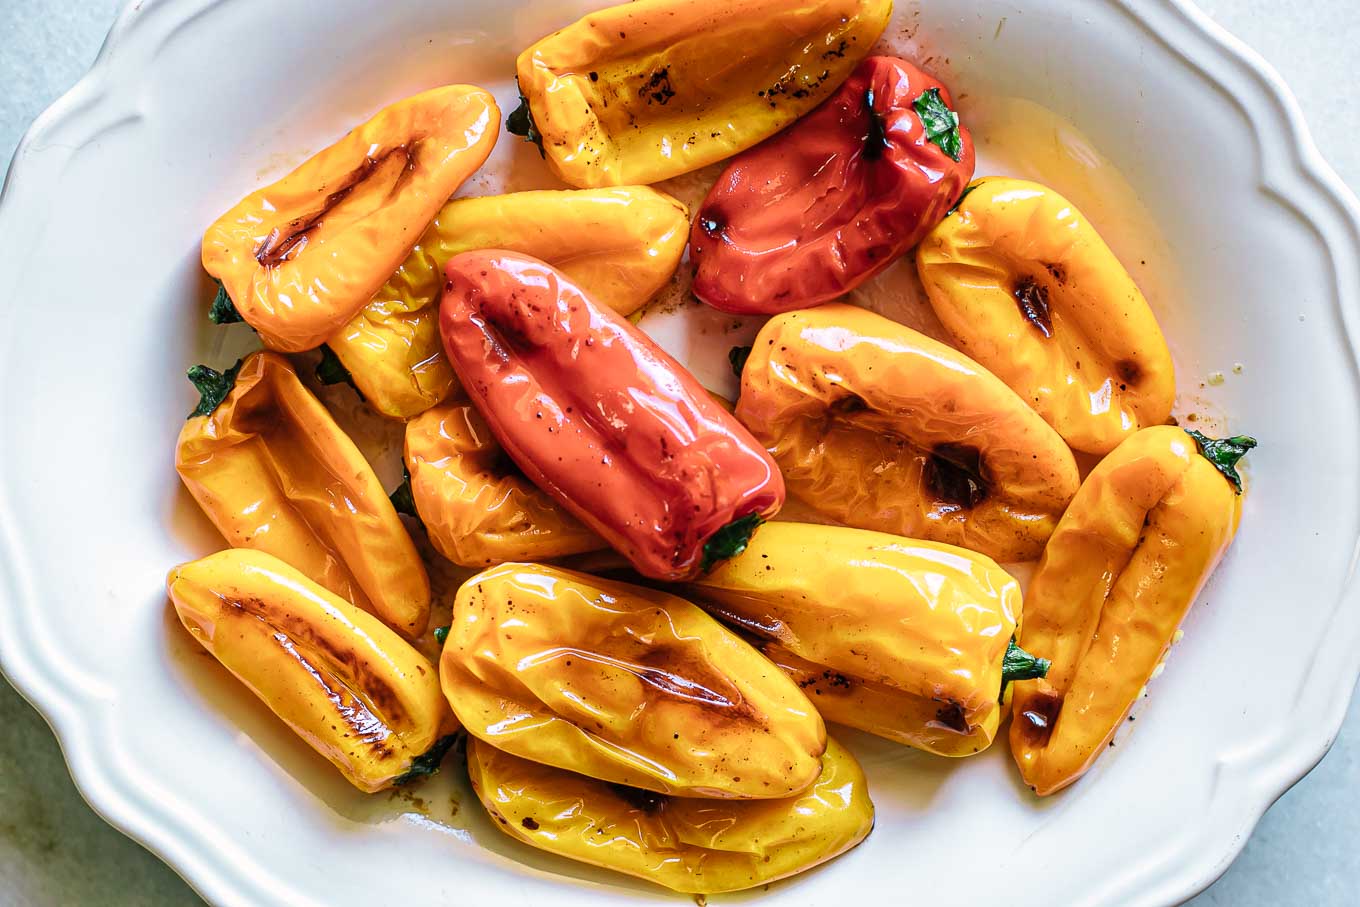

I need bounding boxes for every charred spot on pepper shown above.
[521,817,540,830]
[1013,276,1054,338]
[924,443,989,509]
[932,701,969,734]
[861,88,890,162]
[640,67,676,106]
[1115,359,1141,386]
[1044,262,1068,285]
[1017,690,1063,748]
[609,783,667,814]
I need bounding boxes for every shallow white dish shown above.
[2,0,1360,905]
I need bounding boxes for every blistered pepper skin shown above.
[467,735,873,894]
[737,304,1080,562]
[512,0,893,188]
[686,522,1021,756]
[691,56,974,315]
[439,251,785,581]
[1009,427,1244,795]
[330,187,689,419]
[167,550,454,793]
[175,352,430,637]
[917,178,1176,454]
[404,401,606,567]
[202,85,499,352]
[440,563,826,799]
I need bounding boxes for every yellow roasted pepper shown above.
[440,563,826,799]
[327,186,689,418]
[686,522,1040,756]
[917,178,1176,454]
[736,304,1081,562]
[1010,426,1254,795]
[402,401,606,566]
[202,85,499,352]
[510,0,893,187]
[175,352,430,637]
[167,549,456,793]
[467,735,873,894]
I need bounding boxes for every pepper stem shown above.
[728,345,753,378]
[186,359,244,420]
[1187,429,1257,494]
[392,733,459,786]
[701,513,764,572]
[505,84,545,158]
[208,281,244,325]
[1002,638,1051,685]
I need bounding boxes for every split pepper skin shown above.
[167,549,455,793]
[202,85,499,352]
[440,564,827,799]
[508,0,893,187]
[328,186,689,419]
[687,522,1043,756]
[917,178,1176,454]
[467,735,873,894]
[691,55,975,314]
[175,352,430,637]
[1010,426,1253,795]
[736,304,1080,563]
[439,250,785,581]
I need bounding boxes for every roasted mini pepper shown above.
[329,186,689,419]
[175,352,430,637]
[202,85,499,352]
[736,304,1080,562]
[686,522,1043,756]
[467,735,873,894]
[440,563,826,799]
[691,55,974,314]
[403,400,606,567]
[167,549,456,793]
[917,178,1176,454]
[440,251,785,581]
[509,0,892,188]
[1010,426,1254,795]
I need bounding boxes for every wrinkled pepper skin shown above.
[467,735,873,894]
[512,0,893,188]
[439,251,785,581]
[175,352,430,637]
[330,186,689,419]
[691,56,974,315]
[1010,426,1245,795]
[167,550,454,793]
[440,563,827,799]
[686,522,1021,756]
[737,304,1080,562]
[917,178,1176,454]
[202,85,499,352]
[404,401,606,567]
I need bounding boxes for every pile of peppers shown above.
[168,0,1258,895]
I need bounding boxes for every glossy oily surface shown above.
[737,303,1080,562]
[1010,426,1243,796]
[466,735,874,894]
[439,251,784,581]
[918,178,1177,454]
[166,550,452,793]
[691,55,974,314]
[440,563,826,798]
[174,352,430,637]
[201,85,499,352]
[330,186,689,419]
[404,400,605,566]
[687,522,1020,756]
[513,0,892,187]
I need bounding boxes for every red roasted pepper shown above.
[690,56,975,315]
[438,251,785,581]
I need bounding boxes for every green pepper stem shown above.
[700,513,763,572]
[1002,638,1051,685]
[1186,429,1257,494]
[208,281,244,325]
[186,359,244,420]
[432,625,451,646]
[505,85,545,158]
[392,733,459,786]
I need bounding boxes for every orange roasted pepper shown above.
[1010,426,1254,795]
[736,304,1081,562]
[202,85,499,352]
[917,178,1176,454]
[175,352,430,637]
[402,401,606,567]
[327,186,688,419]
[509,0,893,187]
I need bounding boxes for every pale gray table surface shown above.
[1,1,1356,904]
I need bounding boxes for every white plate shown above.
[2,1,1359,905]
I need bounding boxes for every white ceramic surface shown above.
[1,1,1358,905]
